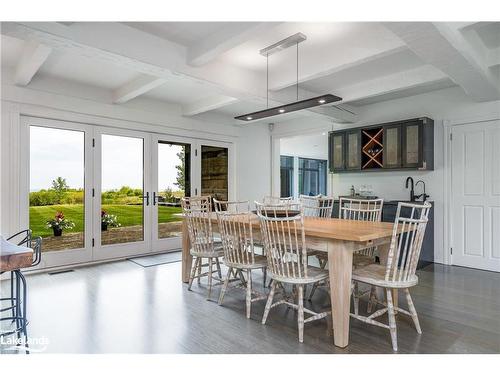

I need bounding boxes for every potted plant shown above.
[46,211,75,237]
[101,210,120,231]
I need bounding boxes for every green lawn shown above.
[29,204,182,238]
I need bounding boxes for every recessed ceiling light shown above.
[318,99,326,104]
[246,116,253,120]
[322,132,326,136]
[278,108,285,113]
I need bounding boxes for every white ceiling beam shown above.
[113,74,167,104]
[337,65,450,104]
[187,22,281,67]
[182,95,239,116]
[14,41,51,86]
[383,22,500,101]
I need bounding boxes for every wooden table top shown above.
[204,213,396,243]
[0,236,33,272]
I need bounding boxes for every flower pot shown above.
[101,222,108,231]
[53,227,63,237]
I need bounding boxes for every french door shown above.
[23,116,232,269]
[92,127,152,260]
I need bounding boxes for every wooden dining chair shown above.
[256,202,331,343]
[350,202,431,351]
[300,195,334,277]
[338,198,384,313]
[214,200,268,319]
[262,196,293,206]
[181,196,223,300]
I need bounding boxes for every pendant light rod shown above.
[296,42,299,101]
[266,53,269,108]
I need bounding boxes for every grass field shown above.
[29,204,182,238]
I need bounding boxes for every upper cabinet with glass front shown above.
[329,117,434,173]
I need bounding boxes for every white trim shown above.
[443,114,500,267]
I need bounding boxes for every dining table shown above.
[181,214,399,348]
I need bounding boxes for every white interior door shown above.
[451,119,500,272]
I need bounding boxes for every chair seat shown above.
[352,264,418,288]
[190,241,224,258]
[224,254,267,269]
[270,266,329,285]
[353,253,376,268]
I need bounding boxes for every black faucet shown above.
[415,180,430,202]
[405,177,415,202]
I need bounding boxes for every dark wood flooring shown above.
[1,259,499,353]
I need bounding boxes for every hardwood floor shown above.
[1,258,499,354]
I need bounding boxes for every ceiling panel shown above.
[122,22,235,47]
[474,22,500,49]
[0,34,26,68]
[38,50,139,90]
[300,48,424,93]
[144,75,221,104]
[346,78,457,106]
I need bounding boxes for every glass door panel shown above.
[100,134,145,246]
[29,126,86,252]
[201,145,229,201]
[156,141,190,239]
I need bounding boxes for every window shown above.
[280,156,294,198]
[298,158,327,196]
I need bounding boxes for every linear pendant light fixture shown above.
[235,33,342,122]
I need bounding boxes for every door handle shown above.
[142,192,150,206]
[152,192,157,206]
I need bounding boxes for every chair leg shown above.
[207,257,213,300]
[367,286,377,313]
[188,257,199,291]
[353,282,359,315]
[215,257,222,279]
[237,269,247,288]
[405,288,422,334]
[197,257,202,285]
[386,288,398,351]
[262,267,267,288]
[246,269,252,319]
[218,267,232,305]
[297,285,304,343]
[308,281,319,301]
[262,280,276,324]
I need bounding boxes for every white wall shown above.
[236,124,272,203]
[273,86,500,264]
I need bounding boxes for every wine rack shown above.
[361,127,383,169]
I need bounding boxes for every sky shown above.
[30,126,183,192]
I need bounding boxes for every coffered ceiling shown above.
[1,21,499,124]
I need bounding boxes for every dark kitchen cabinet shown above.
[345,129,361,170]
[328,117,433,173]
[329,131,346,172]
[402,118,434,170]
[383,124,402,168]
